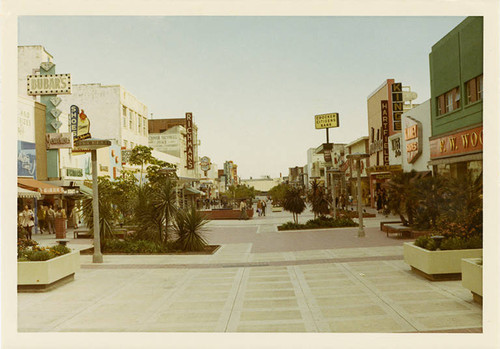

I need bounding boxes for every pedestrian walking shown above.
[239,200,248,220]
[46,205,56,234]
[70,205,80,229]
[37,204,47,234]
[261,200,267,216]
[257,200,263,216]
[19,205,35,240]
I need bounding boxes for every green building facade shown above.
[428,16,483,178]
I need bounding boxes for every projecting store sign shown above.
[404,116,423,164]
[46,132,73,149]
[391,82,403,131]
[27,74,71,95]
[381,100,390,165]
[186,112,194,170]
[315,113,339,129]
[70,105,91,141]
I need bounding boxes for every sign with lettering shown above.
[381,100,390,165]
[66,168,83,177]
[200,156,211,172]
[186,112,194,170]
[70,105,91,141]
[391,137,401,158]
[429,126,483,159]
[315,113,339,129]
[27,73,71,95]
[404,116,423,163]
[46,132,73,149]
[391,82,403,131]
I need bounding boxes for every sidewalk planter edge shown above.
[18,251,80,291]
[403,242,482,281]
[461,258,482,304]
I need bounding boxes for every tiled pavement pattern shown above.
[20,209,482,333]
[18,252,481,332]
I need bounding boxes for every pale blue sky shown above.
[19,16,466,178]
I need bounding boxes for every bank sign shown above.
[315,113,339,129]
[27,74,71,95]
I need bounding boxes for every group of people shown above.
[18,203,81,240]
[256,199,267,217]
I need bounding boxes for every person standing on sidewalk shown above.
[19,205,35,240]
[261,199,267,216]
[37,204,47,234]
[256,200,262,217]
[70,205,80,229]
[239,200,247,220]
[46,205,56,234]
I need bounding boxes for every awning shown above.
[79,185,93,197]
[184,187,205,195]
[17,177,64,195]
[18,187,42,199]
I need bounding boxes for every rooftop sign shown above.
[315,113,339,129]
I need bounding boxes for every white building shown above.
[59,83,149,150]
[401,99,432,173]
[240,177,283,193]
[18,46,54,99]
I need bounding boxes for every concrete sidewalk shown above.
[19,210,482,333]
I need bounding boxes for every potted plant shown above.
[17,239,80,291]
[461,258,482,304]
[403,173,483,281]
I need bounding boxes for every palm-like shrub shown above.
[283,186,306,224]
[413,174,449,229]
[81,177,118,243]
[152,177,178,244]
[173,205,209,252]
[385,171,419,226]
[133,185,164,242]
[307,180,330,218]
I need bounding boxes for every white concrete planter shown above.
[403,242,482,281]
[272,206,283,212]
[18,251,80,291]
[461,258,483,304]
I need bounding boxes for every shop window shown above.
[437,87,460,115]
[466,75,483,104]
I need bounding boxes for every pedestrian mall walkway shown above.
[18,209,482,333]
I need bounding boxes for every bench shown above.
[74,230,91,239]
[384,224,412,238]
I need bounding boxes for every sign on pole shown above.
[315,113,339,129]
[27,73,72,95]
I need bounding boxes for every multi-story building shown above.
[366,79,418,207]
[240,176,283,194]
[148,118,200,180]
[223,161,238,187]
[428,17,483,179]
[288,166,306,187]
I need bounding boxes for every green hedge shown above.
[278,216,357,231]
[414,235,482,251]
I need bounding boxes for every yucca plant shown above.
[151,177,178,244]
[283,186,306,224]
[173,205,209,252]
[81,177,118,244]
[385,170,419,226]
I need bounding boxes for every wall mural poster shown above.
[17,141,36,177]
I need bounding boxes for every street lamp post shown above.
[73,139,111,263]
[346,153,369,238]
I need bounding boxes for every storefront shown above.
[366,165,402,208]
[428,125,483,179]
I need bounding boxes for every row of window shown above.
[122,105,148,136]
[122,140,136,149]
[437,75,483,116]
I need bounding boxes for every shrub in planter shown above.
[17,239,71,261]
[173,205,209,252]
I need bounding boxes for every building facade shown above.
[345,136,370,205]
[428,16,483,179]
[366,79,418,207]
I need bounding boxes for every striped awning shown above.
[18,187,42,199]
[18,177,64,195]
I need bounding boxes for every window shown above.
[466,75,483,104]
[122,106,127,127]
[123,140,128,148]
[437,87,460,115]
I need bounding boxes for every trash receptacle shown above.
[55,217,67,239]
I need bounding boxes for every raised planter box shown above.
[461,258,483,305]
[18,251,80,292]
[272,206,283,212]
[403,242,482,281]
[202,209,254,220]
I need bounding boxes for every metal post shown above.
[91,149,103,263]
[356,159,365,237]
[326,128,329,144]
[331,172,336,218]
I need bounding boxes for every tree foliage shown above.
[129,145,155,186]
[283,186,306,224]
[307,179,330,218]
[268,183,289,206]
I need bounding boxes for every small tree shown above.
[307,179,330,218]
[283,186,306,224]
[129,145,155,186]
[268,183,289,206]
